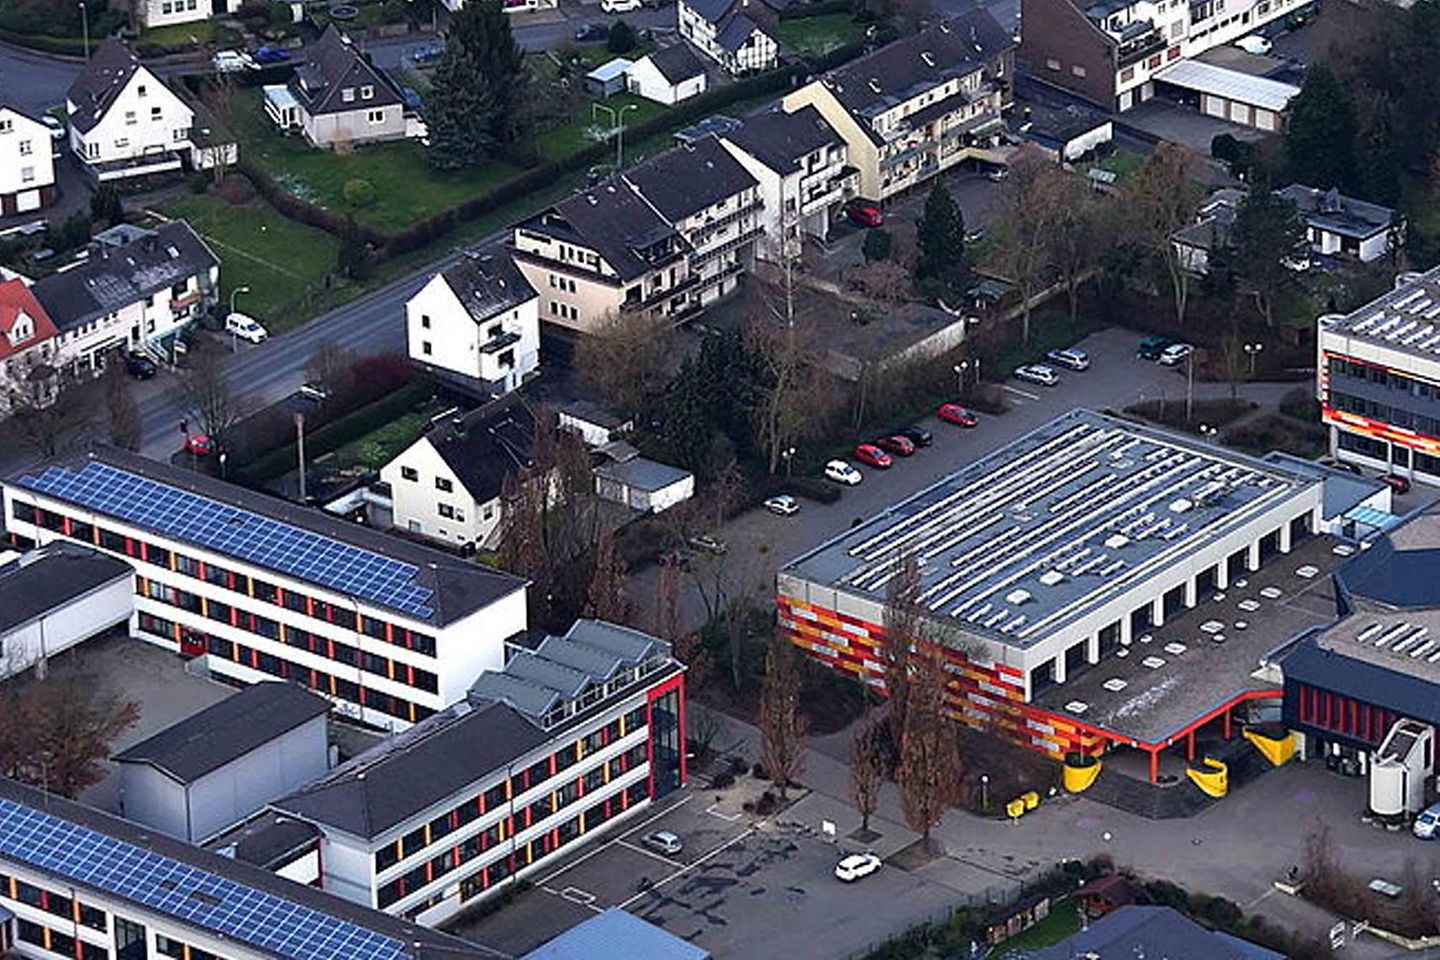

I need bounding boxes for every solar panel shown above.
[19,463,435,621]
[0,798,407,960]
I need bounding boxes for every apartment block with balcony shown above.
[1021,0,1314,112]
[781,10,1015,203]
[677,0,780,75]
[720,105,856,262]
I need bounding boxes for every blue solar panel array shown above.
[18,462,435,621]
[0,798,408,960]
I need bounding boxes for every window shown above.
[115,138,129,148]
[173,127,190,142]
[0,119,11,133]
[1045,58,1060,71]
[1070,64,1087,77]
[18,139,31,156]
[20,166,33,183]
[422,341,432,356]
[420,314,431,329]
[401,466,419,481]
[152,106,162,120]
[435,477,453,493]
[342,88,356,103]
[125,111,137,125]
[367,109,385,124]
[361,85,375,99]
[439,503,456,519]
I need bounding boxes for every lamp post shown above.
[228,285,250,352]
[1199,424,1219,444]
[1185,347,1195,424]
[980,774,989,812]
[79,2,89,62]
[953,363,964,398]
[1244,341,1264,378]
[782,446,796,477]
[592,102,638,171]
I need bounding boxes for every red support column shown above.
[1149,747,1159,784]
[1223,708,1232,740]
[1186,730,1196,761]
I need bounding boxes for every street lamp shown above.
[781,446,796,477]
[980,774,990,812]
[1244,341,1264,378]
[79,2,89,62]
[228,285,250,352]
[592,102,638,171]
[1198,424,1219,443]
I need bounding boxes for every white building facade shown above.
[67,41,196,181]
[0,108,57,216]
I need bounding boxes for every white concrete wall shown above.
[380,435,497,547]
[70,66,193,166]
[0,109,56,206]
[435,586,526,706]
[318,831,378,907]
[0,574,132,679]
[405,271,540,393]
[185,715,330,841]
[627,59,706,105]
[116,763,189,840]
[303,104,407,149]
[139,0,214,27]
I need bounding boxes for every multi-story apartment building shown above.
[2,449,529,729]
[270,620,685,925]
[0,106,57,216]
[66,40,199,182]
[1317,265,1440,485]
[1021,0,1314,111]
[781,11,1016,202]
[405,248,539,397]
[0,278,61,414]
[33,222,219,370]
[0,777,495,960]
[720,106,857,262]
[677,0,779,75]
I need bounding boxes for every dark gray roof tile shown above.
[288,26,404,117]
[624,136,757,222]
[66,39,142,135]
[727,105,842,171]
[0,542,131,634]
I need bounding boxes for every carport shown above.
[1153,60,1297,133]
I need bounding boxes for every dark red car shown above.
[184,434,215,456]
[937,403,978,427]
[847,203,884,228]
[1382,473,1412,494]
[854,443,893,469]
[877,435,916,457]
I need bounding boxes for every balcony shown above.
[619,272,700,314]
[1117,29,1167,66]
[480,329,522,354]
[170,290,201,312]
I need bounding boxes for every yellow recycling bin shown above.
[1062,756,1102,793]
[1185,757,1229,798]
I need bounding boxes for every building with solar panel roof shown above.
[0,776,505,960]
[1,448,528,730]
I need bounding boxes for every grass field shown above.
[161,194,340,333]
[327,411,431,470]
[778,13,865,55]
[531,92,667,163]
[988,899,1081,954]
[1096,148,1146,182]
[140,19,220,46]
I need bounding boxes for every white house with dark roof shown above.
[627,44,709,105]
[127,0,242,29]
[0,106,57,215]
[0,277,62,414]
[265,26,420,149]
[405,248,539,397]
[677,0,779,75]
[720,105,856,261]
[1277,184,1404,264]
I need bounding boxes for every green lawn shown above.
[1096,148,1146,182]
[989,899,1082,954]
[531,93,668,163]
[161,194,340,334]
[140,19,220,46]
[778,14,865,56]
[328,412,430,470]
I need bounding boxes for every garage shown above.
[1156,60,1297,133]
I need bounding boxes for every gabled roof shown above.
[31,222,219,331]
[716,13,765,51]
[726,105,843,173]
[523,908,709,960]
[0,278,59,361]
[417,393,535,504]
[66,38,147,134]
[524,181,682,282]
[684,0,740,24]
[438,248,537,325]
[0,542,131,635]
[644,43,707,85]
[0,104,49,128]
[1029,906,1282,960]
[114,683,331,785]
[1277,183,1397,240]
[289,26,404,117]
[624,135,757,223]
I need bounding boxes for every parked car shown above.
[124,353,157,379]
[299,381,330,402]
[1381,473,1412,495]
[964,227,989,244]
[641,830,683,855]
[1235,34,1272,54]
[184,434,215,456]
[1014,364,1060,387]
[1415,802,1440,839]
[854,444,893,469]
[937,403,978,427]
[225,312,269,344]
[902,425,933,447]
[1045,347,1090,371]
[40,114,65,142]
[1157,343,1194,366]
[574,23,608,41]
[846,203,884,228]
[981,164,1009,182]
[213,50,258,73]
[410,42,444,66]
[764,494,801,516]
[876,435,916,457]
[254,44,290,64]
[1137,334,1173,361]
[687,533,727,555]
[834,853,882,882]
[825,460,863,486]
[602,0,643,10]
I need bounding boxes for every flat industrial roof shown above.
[1318,263,1440,364]
[782,409,1318,650]
[1154,59,1298,112]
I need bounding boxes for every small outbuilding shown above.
[628,44,709,105]
[585,58,634,98]
[593,450,694,513]
[1152,59,1296,132]
[0,543,132,680]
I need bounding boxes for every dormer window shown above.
[9,312,33,345]
[342,88,356,103]
[138,85,147,97]
[361,85,374,99]
[868,78,882,94]
[921,51,935,67]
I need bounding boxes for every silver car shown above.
[1013,364,1060,387]
[1045,348,1090,371]
[642,830,683,855]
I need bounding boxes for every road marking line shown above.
[561,886,596,905]
[705,804,743,822]
[535,793,692,887]
[618,839,685,869]
[618,826,757,909]
[1003,385,1041,400]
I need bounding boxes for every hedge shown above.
[778,0,858,19]
[0,28,89,57]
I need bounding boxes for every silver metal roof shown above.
[1154,59,1297,112]
[1319,264,1440,362]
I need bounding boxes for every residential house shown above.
[1030,905,1284,960]
[66,39,215,183]
[433,0,556,13]
[380,397,536,550]
[720,105,856,261]
[678,0,780,75]
[32,220,220,371]
[624,136,760,310]
[1277,184,1403,263]
[406,249,539,398]
[1020,0,1314,112]
[264,26,420,149]
[627,44,709,105]
[1170,187,1243,274]
[781,11,1016,202]
[125,0,243,29]
[0,106,57,215]
[0,278,61,413]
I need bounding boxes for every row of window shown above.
[124,107,165,125]
[2,873,107,930]
[15,918,108,960]
[1327,390,1440,439]
[13,502,438,656]
[1334,429,1440,477]
[158,0,200,14]
[548,301,579,322]
[156,932,222,960]
[1329,357,1440,399]
[136,577,439,693]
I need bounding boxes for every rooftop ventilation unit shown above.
[1102,678,1128,692]
[1104,534,1129,549]
[1168,498,1193,513]
[1005,588,1033,605]
[1065,701,1089,715]
[1039,570,1065,586]
[1142,656,1166,669]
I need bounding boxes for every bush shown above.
[342,178,376,208]
[711,771,735,789]
[862,228,892,262]
[607,19,636,53]
[751,762,770,780]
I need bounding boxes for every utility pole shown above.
[1186,349,1195,424]
[79,2,89,62]
[295,412,307,502]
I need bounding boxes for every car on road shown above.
[846,203,884,228]
[764,494,800,516]
[1013,364,1060,387]
[213,50,258,73]
[410,42,444,65]
[937,403,978,427]
[641,830,684,855]
[1137,334,1173,361]
[184,434,215,456]
[876,435,916,457]
[1415,802,1440,839]
[902,425,933,447]
[124,353,157,379]
[825,460,863,486]
[1157,343,1194,366]
[254,44,290,64]
[687,533,727,555]
[854,444,893,469]
[225,312,269,344]
[1381,473,1412,495]
[834,853,882,882]
[602,0,643,10]
[1235,34,1273,54]
[573,23,608,41]
[299,381,330,402]
[1045,347,1090,371]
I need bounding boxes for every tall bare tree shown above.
[745,305,818,476]
[583,526,632,623]
[1050,174,1108,323]
[895,643,961,850]
[576,310,674,416]
[1125,142,1204,327]
[759,632,808,799]
[990,146,1064,344]
[11,362,91,459]
[172,344,243,446]
[880,553,923,729]
[672,631,713,693]
[104,364,142,451]
[850,709,887,834]
[304,340,359,404]
[0,672,140,799]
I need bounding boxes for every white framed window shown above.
[18,140,32,156]
[367,109,384,124]
[361,85,374,99]
[20,166,34,183]
[173,128,190,142]
[152,106,162,120]
[125,111,137,125]
[138,85,147,97]
[401,466,419,481]
[342,88,356,103]
[438,503,456,519]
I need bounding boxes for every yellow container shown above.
[1242,728,1296,767]
[1062,758,1102,793]
[1185,757,1229,798]
[1006,798,1026,819]
[1020,790,1040,810]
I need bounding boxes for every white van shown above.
[1415,802,1440,840]
[601,0,643,12]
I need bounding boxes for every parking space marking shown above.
[705,803,743,822]
[535,794,692,887]
[618,825,757,910]
[560,886,597,906]
[1003,385,1041,401]
[618,839,685,869]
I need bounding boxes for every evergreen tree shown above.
[607,19,637,53]
[90,183,124,227]
[913,182,967,300]
[1231,190,1306,328]
[336,216,371,281]
[425,0,528,170]
[1356,94,1402,207]
[1284,65,1359,191]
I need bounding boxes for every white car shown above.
[213,50,258,73]
[225,312,269,343]
[1045,347,1090,371]
[1235,34,1273,55]
[1416,802,1440,840]
[1158,343,1194,366]
[1013,364,1060,387]
[601,0,643,10]
[764,494,800,516]
[641,830,683,855]
[40,114,65,142]
[824,460,862,486]
[835,853,882,882]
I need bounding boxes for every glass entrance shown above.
[648,688,682,799]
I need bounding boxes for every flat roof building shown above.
[0,542,132,679]
[522,908,710,960]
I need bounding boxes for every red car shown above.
[937,403,979,427]
[854,444,893,469]
[847,203,884,228]
[877,435,916,457]
[185,434,215,456]
[1381,473,1412,494]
